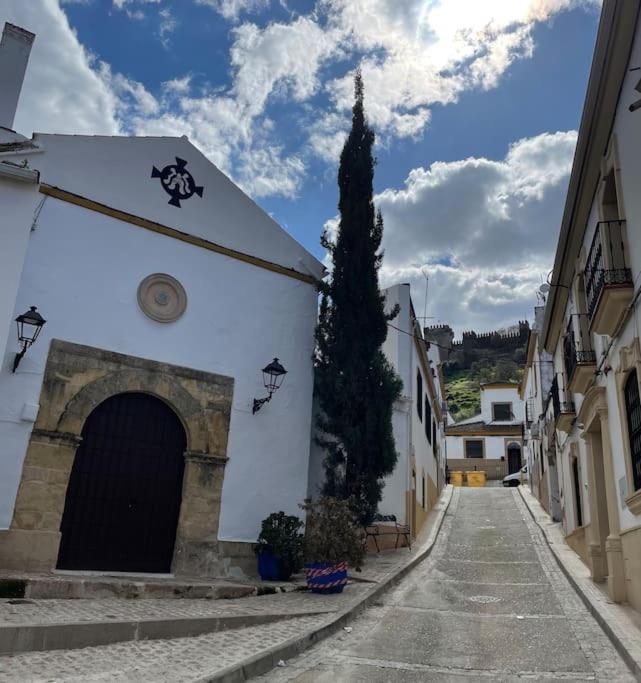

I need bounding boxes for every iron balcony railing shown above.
[584,220,632,320]
[550,375,575,420]
[563,315,596,384]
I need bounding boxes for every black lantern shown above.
[13,306,46,372]
[253,358,287,414]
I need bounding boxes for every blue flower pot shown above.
[257,552,290,581]
[304,561,348,594]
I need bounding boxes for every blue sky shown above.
[4,0,601,333]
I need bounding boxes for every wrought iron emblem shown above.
[151,157,204,208]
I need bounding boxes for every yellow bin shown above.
[450,471,464,487]
[466,471,486,487]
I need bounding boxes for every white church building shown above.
[0,22,324,578]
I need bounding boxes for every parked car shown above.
[503,465,527,487]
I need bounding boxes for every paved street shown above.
[260,487,634,681]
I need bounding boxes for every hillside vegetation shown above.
[444,351,525,423]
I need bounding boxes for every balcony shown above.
[551,376,575,432]
[563,315,596,394]
[584,220,633,335]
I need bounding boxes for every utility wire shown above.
[386,321,454,354]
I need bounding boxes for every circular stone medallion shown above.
[137,273,187,323]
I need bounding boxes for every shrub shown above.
[301,497,365,567]
[255,512,304,578]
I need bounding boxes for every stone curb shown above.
[518,486,641,681]
[0,610,332,656]
[198,486,455,683]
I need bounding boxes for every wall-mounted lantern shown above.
[13,306,46,372]
[253,358,287,414]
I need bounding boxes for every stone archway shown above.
[0,340,234,576]
[58,392,187,573]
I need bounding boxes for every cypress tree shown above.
[315,72,402,525]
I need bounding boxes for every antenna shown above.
[422,267,429,324]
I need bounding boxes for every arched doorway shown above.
[507,442,522,474]
[57,393,186,573]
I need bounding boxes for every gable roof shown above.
[7,134,324,281]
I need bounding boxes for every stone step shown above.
[0,573,301,601]
[0,609,326,655]
[0,614,328,683]
[0,591,340,655]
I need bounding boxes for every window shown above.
[492,402,512,421]
[465,439,484,458]
[625,370,641,492]
[416,371,423,421]
[425,397,432,442]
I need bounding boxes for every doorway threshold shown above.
[52,570,175,579]
[0,571,256,600]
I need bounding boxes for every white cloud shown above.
[316,0,598,143]
[6,0,121,135]
[195,0,270,21]
[112,0,160,8]
[4,0,307,197]
[236,144,305,198]
[4,0,594,205]
[158,7,177,48]
[162,74,192,94]
[230,18,341,118]
[372,131,578,332]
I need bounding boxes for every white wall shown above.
[480,385,523,423]
[380,284,442,523]
[0,173,39,364]
[446,434,518,461]
[30,135,324,280]
[0,195,318,541]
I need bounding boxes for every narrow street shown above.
[261,487,634,681]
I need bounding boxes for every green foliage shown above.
[255,511,304,578]
[314,72,402,526]
[301,497,365,567]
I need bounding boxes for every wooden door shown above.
[57,393,186,573]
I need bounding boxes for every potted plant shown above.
[301,497,365,594]
[255,511,304,581]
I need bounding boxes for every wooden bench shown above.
[363,514,411,552]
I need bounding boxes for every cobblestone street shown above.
[259,488,635,681]
[0,492,448,681]
[0,488,636,681]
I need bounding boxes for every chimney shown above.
[0,22,35,131]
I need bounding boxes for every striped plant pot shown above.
[304,561,348,594]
